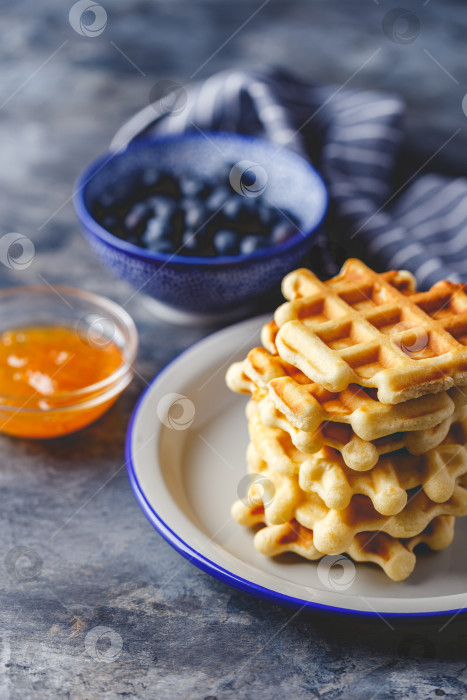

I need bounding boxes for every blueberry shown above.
[240,235,268,255]
[142,217,172,247]
[100,214,119,232]
[181,230,200,255]
[223,197,244,220]
[270,221,296,245]
[124,202,152,233]
[205,187,229,212]
[224,196,259,225]
[182,200,207,230]
[148,239,176,255]
[199,180,216,201]
[141,168,161,189]
[213,230,239,256]
[147,195,175,220]
[97,191,118,210]
[179,177,205,199]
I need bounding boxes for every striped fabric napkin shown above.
[115,67,467,288]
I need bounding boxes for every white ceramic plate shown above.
[126,314,467,617]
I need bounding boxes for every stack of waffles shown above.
[226,259,467,581]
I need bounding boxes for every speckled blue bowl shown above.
[73,132,327,318]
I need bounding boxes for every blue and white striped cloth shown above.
[113,67,467,287]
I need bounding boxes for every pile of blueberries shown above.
[92,165,299,257]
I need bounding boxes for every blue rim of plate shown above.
[73,130,328,267]
[125,321,467,620]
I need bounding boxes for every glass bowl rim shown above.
[0,284,138,408]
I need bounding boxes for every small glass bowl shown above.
[0,285,138,438]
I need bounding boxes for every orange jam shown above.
[0,325,124,438]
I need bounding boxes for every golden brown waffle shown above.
[245,417,467,515]
[239,511,454,581]
[226,347,463,441]
[233,453,467,555]
[226,361,257,395]
[274,259,467,404]
[299,443,467,515]
[295,483,466,555]
[256,393,467,471]
[260,320,279,354]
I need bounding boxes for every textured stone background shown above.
[1,1,467,698]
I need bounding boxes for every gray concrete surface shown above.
[1,1,467,698]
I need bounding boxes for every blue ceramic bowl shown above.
[73,132,327,316]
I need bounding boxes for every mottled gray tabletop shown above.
[2,1,467,698]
